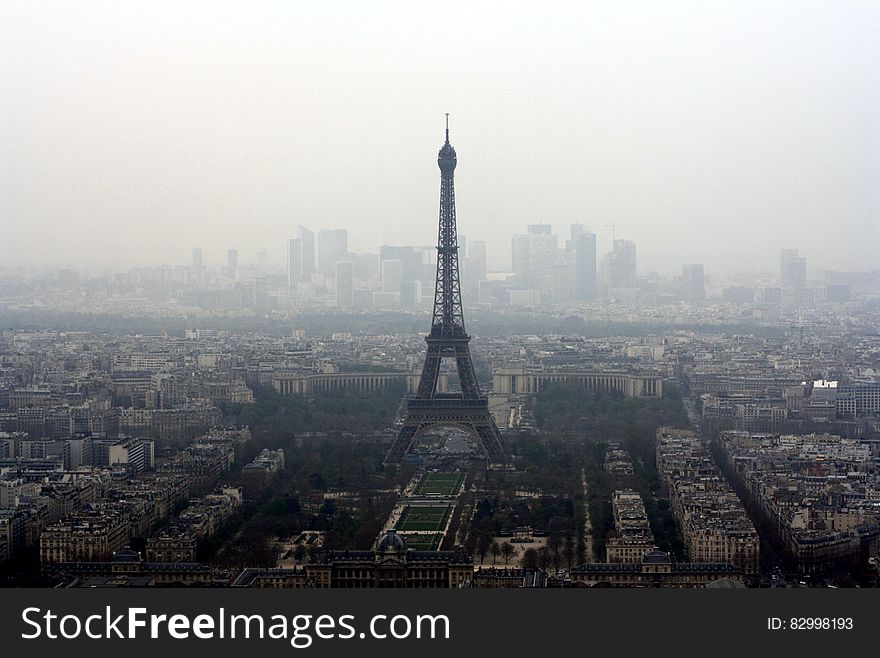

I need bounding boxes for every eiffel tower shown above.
[385,117,506,464]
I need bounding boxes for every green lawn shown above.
[395,505,453,532]
[413,472,465,497]
[402,533,445,551]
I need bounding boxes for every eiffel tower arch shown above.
[385,117,506,465]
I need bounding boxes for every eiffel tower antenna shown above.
[385,119,506,464]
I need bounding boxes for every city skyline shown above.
[4,223,867,282]
[3,1,878,274]
[1,222,867,315]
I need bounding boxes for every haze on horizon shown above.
[1,0,878,276]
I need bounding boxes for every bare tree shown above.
[500,541,517,565]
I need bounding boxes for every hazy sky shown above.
[2,1,878,275]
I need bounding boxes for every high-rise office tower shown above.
[602,239,637,290]
[401,280,423,308]
[379,245,426,283]
[298,226,315,279]
[511,234,530,279]
[349,252,379,286]
[462,239,487,303]
[526,224,558,279]
[780,248,806,288]
[682,264,706,303]
[380,259,404,293]
[318,229,349,276]
[287,238,302,288]
[335,261,354,308]
[226,249,238,278]
[572,230,597,301]
[511,224,561,294]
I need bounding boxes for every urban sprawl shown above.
[1,229,878,588]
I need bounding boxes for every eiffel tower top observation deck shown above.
[438,114,457,172]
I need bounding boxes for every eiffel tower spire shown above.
[385,118,506,464]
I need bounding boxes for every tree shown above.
[464,532,477,556]
[551,545,563,572]
[521,547,539,570]
[490,540,501,565]
[576,536,586,565]
[477,533,492,564]
[564,534,575,569]
[500,541,517,565]
[537,546,551,571]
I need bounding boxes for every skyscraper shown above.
[511,234,530,280]
[379,245,426,283]
[298,226,315,279]
[572,230,597,301]
[191,247,203,270]
[780,248,806,289]
[318,229,348,276]
[226,249,238,278]
[380,259,404,293]
[462,239,487,302]
[287,238,302,288]
[511,224,561,296]
[526,224,558,280]
[681,264,706,303]
[335,261,354,308]
[602,239,637,290]
[401,280,423,308]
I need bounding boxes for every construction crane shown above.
[604,223,639,241]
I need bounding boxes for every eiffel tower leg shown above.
[385,405,507,465]
[385,422,419,464]
[454,343,480,400]
[416,345,442,399]
[473,422,506,463]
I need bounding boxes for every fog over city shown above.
[4,1,880,600]
[2,1,877,275]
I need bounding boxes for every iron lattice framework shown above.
[385,119,506,464]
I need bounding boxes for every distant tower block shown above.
[385,117,506,464]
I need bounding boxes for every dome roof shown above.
[642,549,671,564]
[377,529,407,553]
[112,548,141,563]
